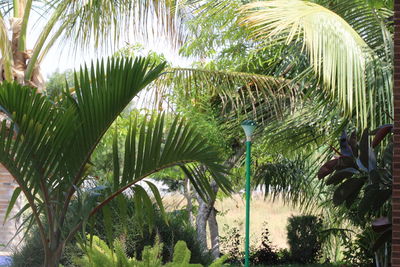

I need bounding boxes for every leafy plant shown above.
[11,203,209,266]
[342,228,375,266]
[249,224,279,265]
[74,236,226,267]
[318,125,393,250]
[287,215,323,264]
[219,223,243,265]
[0,57,231,266]
[163,241,202,267]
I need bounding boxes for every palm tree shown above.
[0,0,188,253]
[0,57,231,266]
[0,0,184,89]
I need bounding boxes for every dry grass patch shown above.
[215,193,299,249]
[162,192,300,249]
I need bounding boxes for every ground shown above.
[164,193,300,249]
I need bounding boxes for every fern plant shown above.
[74,236,227,267]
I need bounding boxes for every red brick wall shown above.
[394,1,400,265]
[0,164,20,254]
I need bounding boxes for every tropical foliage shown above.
[0,0,396,265]
[318,125,393,264]
[0,0,184,90]
[0,57,231,266]
[74,236,227,267]
[155,0,394,263]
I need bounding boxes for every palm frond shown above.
[317,0,393,56]
[0,57,165,235]
[61,58,166,181]
[254,157,318,206]
[109,113,230,199]
[156,67,299,121]
[239,0,378,127]
[51,0,188,52]
[65,112,231,242]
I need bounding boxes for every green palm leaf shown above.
[92,113,231,213]
[0,57,231,263]
[239,0,384,127]
[157,67,298,120]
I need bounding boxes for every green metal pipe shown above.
[244,140,251,267]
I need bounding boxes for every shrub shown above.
[287,215,323,264]
[219,222,243,264]
[11,225,81,267]
[342,228,375,266]
[249,224,279,265]
[74,236,226,267]
[11,229,44,267]
[220,221,290,265]
[117,210,211,265]
[11,200,207,266]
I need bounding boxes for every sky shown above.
[30,14,194,79]
[40,39,192,78]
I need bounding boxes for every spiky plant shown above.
[0,57,231,266]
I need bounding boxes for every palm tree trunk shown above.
[10,17,26,84]
[44,242,64,267]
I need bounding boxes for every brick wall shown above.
[394,1,400,265]
[0,164,20,254]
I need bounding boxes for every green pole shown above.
[245,140,251,267]
[241,119,256,267]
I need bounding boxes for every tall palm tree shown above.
[0,57,232,266]
[0,0,188,253]
[0,0,184,90]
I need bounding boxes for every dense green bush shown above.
[11,198,208,266]
[90,203,210,265]
[11,227,81,267]
[220,222,289,265]
[287,215,323,264]
[249,226,279,265]
[342,228,375,266]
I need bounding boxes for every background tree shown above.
[147,0,394,261]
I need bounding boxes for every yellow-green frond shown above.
[156,67,298,121]
[240,0,374,127]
